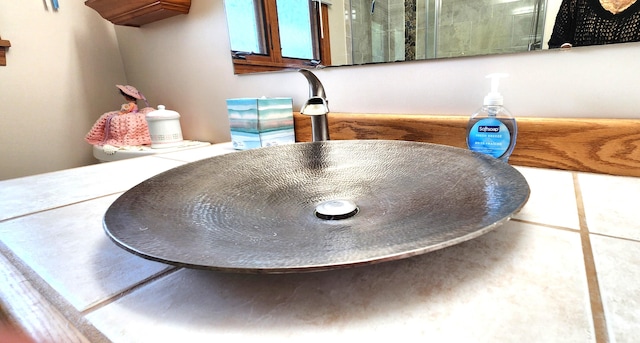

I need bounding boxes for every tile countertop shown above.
[1,142,639,343]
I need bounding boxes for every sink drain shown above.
[315,199,359,220]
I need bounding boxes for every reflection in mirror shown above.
[225,0,266,55]
[347,0,546,64]
[276,0,315,59]
[548,0,640,48]
[224,0,328,74]
[225,0,547,74]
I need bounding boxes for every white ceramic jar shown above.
[145,105,184,149]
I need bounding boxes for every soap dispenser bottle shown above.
[466,73,517,162]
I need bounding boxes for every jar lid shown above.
[146,105,180,119]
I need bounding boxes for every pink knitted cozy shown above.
[85,107,153,146]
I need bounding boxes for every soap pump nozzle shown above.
[484,73,508,106]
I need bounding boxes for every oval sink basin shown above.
[104,140,530,273]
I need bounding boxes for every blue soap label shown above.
[468,118,511,158]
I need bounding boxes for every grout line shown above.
[510,218,580,233]
[0,191,125,224]
[81,267,181,316]
[590,231,640,244]
[573,172,610,343]
[151,155,190,162]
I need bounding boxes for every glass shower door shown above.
[347,0,547,63]
[423,0,547,59]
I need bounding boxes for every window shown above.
[276,0,314,60]
[225,0,266,55]
[224,0,331,74]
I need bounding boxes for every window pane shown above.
[224,0,265,54]
[276,0,314,59]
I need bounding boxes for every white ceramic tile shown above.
[0,156,185,221]
[578,172,640,240]
[0,194,172,311]
[513,166,580,229]
[88,221,593,342]
[152,142,236,163]
[590,235,640,343]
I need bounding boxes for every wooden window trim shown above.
[232,1,331,74]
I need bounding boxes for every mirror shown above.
[224,0,639,73]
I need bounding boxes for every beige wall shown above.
[0,1,127,180]
[3,0,640,180]
[328,0,349,66]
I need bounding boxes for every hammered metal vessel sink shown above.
[104,140,530,273]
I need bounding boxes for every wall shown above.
[0,1,127,180]
[116,0,640,148]
[328,0,349,66]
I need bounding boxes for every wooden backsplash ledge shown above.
[293,112,640,177]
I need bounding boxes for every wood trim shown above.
[293,112,640,177]
[84,0,191,27]
[319,3,331,66]
[232,58,306,74]
[263,0,282,64]
[0,252,92,342]
[0,36,10,67]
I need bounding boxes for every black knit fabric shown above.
[548,0,640,48]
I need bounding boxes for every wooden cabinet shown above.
[84,0,191,27]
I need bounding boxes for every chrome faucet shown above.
[299,69,330,141]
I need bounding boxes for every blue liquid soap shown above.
[466,73,517,162]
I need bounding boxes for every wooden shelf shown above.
[0,36,10,66]
[84,0,191,27]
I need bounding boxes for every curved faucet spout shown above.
[299,69,327,99]
[299,69,330,141]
